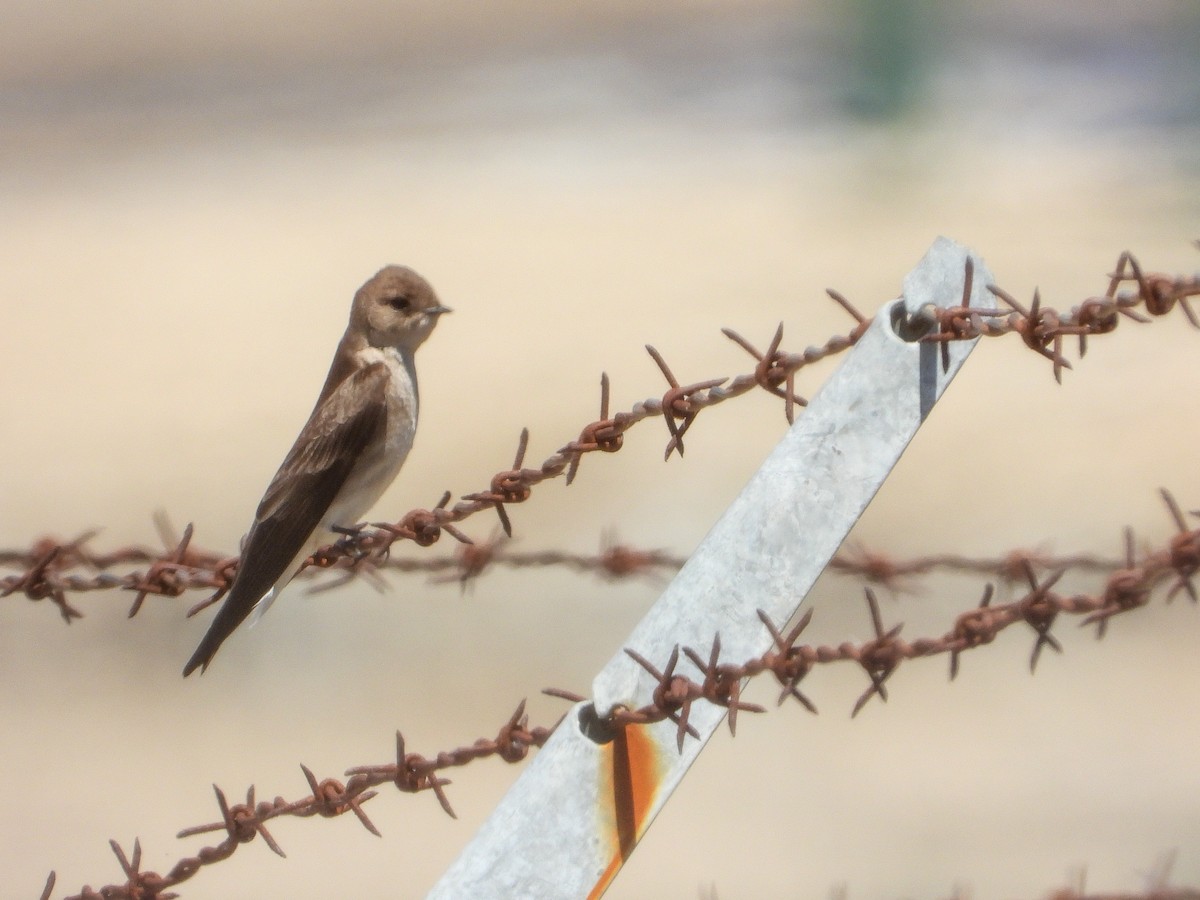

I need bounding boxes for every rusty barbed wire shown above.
[3,249,1197,622]
[0,524,1148,602]
[46,489,1199,898]
[1042,850,1200,900]
[47,701,557,900]
[552,490,1198,742]
[45,865,1200,900]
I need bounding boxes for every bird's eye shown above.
[386,295,411,311]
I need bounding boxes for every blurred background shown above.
[2,1,1199,897]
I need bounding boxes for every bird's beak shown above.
[429,305,452,317]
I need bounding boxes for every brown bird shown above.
[184,266,450,675]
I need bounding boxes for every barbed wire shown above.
[42,699,557,900]
[2,248,1197,622]
[1043,849,1200,900]
[822,849,1200,900]
[12,246,1200,897]
[0,522,1146,615]
[889,850,1200,900]
[44,844,1200,900]
[42,487,1198,898]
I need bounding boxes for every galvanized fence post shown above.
[429,237,996,899]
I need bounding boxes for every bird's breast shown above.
[324,346,419,529]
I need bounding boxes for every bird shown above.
[183,265,450,676]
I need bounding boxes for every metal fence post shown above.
[429,236,996,899]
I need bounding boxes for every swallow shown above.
[184,265,449,675]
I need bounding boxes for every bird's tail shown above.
[182,596,255,676]
[183,545,308,676]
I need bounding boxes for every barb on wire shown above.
[564,373,626,485]
[460,427,536,537]
[1,544,78,622]
[988,285,1082,383]
[721,323,808,424]
[919,256,1001,373]
[644,343,727,460]
[1016,561,1065,673]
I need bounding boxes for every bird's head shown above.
[353,265,451,351]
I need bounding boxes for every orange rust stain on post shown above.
[588,724,662,899]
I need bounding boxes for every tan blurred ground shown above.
[2,2,1199,898]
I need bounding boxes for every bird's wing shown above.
[183,363,389,675]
